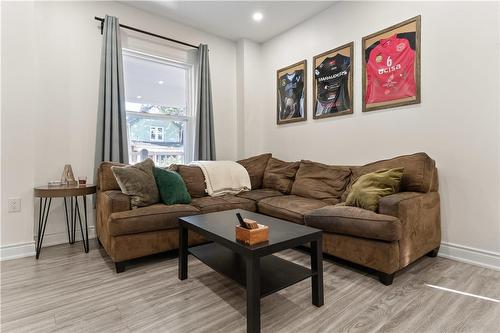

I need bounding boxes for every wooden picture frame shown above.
[312,42,354,119]
[276,60,307,125]
[362,15,421,112]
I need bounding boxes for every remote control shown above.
[236,213,247,228]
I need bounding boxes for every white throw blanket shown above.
[190,161,251,197]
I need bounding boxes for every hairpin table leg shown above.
[36,197,52,259]
[75,196,89,253]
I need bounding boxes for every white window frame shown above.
[123,49,195,164]
[150,126,164,142]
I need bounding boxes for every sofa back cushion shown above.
[237,153,272,189]
[342,152,437,201]
[262,157,300,194]
[169,164,207,198]
[98,161,127,191]
[291,161,351,205]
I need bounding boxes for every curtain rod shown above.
[94,16,199,49]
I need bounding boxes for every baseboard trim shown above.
[1,227,96,261]
[439,242,500,271]
[0,242,36,261]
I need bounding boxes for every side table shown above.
[33,184,96,259]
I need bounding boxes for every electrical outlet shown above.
[8,198,21,213]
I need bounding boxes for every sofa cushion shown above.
[305,206,402,241]
[108,204,199,236]
[169,164,206,198]
[111,159,159,208]
[98,161,127,191]
[345,168,404,212]
[236,188,284,202]
[342,152,437,201]
[191,195,256,214]
[262,158,300,194]
[237,153,272,189]
[291,160,351,205]
[258,195,328,224]
[154,168,191,205]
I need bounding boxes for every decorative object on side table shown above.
[61,164,77,185]
[33,183,96,259]
[78,176,87,186]
[276,60,307,124]
[362,15,421,112]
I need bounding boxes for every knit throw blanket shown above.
[189,161,251,197]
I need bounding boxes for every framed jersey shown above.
[276,60,307,125]
[313,42,354,119]
[362,15,421,112]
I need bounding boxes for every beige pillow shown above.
[111,159,159,207]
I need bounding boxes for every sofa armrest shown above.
[101,190,131,213]
[96,190,131,248]
[379,192,441,268]
[378,192,424,217]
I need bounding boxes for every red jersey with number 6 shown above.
[365,34,416,104]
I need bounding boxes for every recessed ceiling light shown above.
[252,12,263,22]
[136,95,142,99]
[158,80,164,85]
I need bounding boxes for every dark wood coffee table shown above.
[178,209,324,333]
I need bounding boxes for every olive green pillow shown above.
[111,158,159,208]
[345,168,404,212]
[154,167,191,205]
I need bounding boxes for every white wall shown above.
[245,1,500,261]
[236,39,263,159]
[1,1,38,257]
[498,3,500,255]
[1,1,238,257]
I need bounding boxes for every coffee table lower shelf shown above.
[189,242,313,298]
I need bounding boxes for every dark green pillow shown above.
[154,167,191,205]
[345,168,404,212]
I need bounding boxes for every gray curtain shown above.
[194,44,216,160]
[94,15,128,177]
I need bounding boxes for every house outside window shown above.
[123,50,193,167]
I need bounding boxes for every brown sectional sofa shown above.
[96,152,440,285]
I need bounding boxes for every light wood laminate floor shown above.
[1,240,500,332]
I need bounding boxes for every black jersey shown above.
[314,54,351,115]
[278,70,304,120]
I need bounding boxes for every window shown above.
[150,126,164,141]
[123,50,193,167]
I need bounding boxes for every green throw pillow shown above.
[345,168,404,212]
[154,167,191,205]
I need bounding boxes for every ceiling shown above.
[123,1,336,43]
